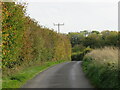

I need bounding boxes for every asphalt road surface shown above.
[22,61,94,88]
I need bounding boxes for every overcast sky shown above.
[26,0,119,33]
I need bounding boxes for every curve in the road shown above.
[22,61,94,88]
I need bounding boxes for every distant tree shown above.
[68,30,118,49]
[82,33,102,48]
[68,32,85,47]
[91,30,100,34]
[72,44,86,53]
[80,30,89,37]
[105,31,118,46]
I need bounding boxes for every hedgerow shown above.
[2,2,71,76]
[82,47,119,89]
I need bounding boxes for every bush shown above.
[72,45,86,52]
[2,2,71,76]
[71,52,84,61]
[71,47,92,61]
[82,47,119,89]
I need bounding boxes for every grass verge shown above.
[2,60,68,88]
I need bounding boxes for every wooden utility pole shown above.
[54,23,64,33]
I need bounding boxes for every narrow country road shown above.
[22,61,94,88]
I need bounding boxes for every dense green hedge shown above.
[2,2,71,75]
[71,52,84,61]
[71,47,92,61]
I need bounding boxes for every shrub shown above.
[72,44,86,53]
[82,47,119,88]
[2,2,71,76]
[71,52,84,61]
[71,47,92,61]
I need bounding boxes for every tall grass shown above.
[86,47,118,68]
[82,47,119,88]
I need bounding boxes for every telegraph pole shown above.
[54,23,64,33]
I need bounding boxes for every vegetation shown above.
[71,46,92,61]
[2,60,67,88]
[68,30,119,61]
[2,2,71,87]
[68,31,119,88]
[1,1,119,89]
[82,47,119,88]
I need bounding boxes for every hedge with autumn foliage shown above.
[2,2,71,75]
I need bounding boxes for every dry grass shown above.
[86,47,118,67]
[83,47,119,88]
